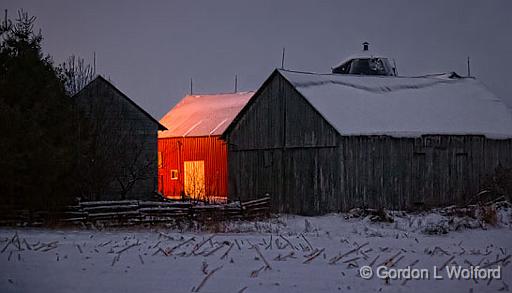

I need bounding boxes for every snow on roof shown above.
[159,91,254,138]
[332,49,390,69]
[279,69,512,139]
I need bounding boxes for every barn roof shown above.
[159,91,254,138]
[279,69,512,139]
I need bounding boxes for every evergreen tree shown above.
[0,10,78,211]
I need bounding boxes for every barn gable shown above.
[223,70,338,149]
[73,76,163,201]
[222,71,340,214]
[74,76,166,131]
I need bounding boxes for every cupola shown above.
[332,42,396,76]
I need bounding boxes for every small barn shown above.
[74,76,166,201]
[222,62,512,214]
[158,92,253,201]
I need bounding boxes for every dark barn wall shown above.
[158,136,228,199]
[74,78,159,201]
[227,72,339,214]
[339,135,512,211]
[226,72,512,215]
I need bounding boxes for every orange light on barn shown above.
[158,92,253,202]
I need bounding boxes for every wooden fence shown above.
[0,197,271,227]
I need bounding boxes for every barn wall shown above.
[228,147,339,215]
[74,78,159,201]
[226,73,339,214]
[231,133,512,214]
[339,135,512,210]
[158,136,228,200]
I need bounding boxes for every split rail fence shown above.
[0,197,271,226]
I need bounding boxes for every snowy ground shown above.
[1,212,511,293]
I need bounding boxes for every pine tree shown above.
[0,10,78,211]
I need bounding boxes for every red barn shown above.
[158,92,253,201]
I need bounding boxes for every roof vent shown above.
[362,41,369,51]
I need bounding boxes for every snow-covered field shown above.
[1,212,511,293]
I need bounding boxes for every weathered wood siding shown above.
[226,72,512,214]
[227,72,339,214]
[74,78,159,201]
[339,135,512,211]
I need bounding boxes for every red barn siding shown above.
[158,136,228,200]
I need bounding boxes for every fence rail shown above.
[0,197,271,226]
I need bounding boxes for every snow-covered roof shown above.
[279,69,512,139]
[159,91,254,138]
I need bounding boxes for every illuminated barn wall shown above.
[158,136,228,200]
[158,92,253,201]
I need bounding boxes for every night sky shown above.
[3,0,512,119]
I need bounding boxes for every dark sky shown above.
[4,0,512,119]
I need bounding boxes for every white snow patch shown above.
[1,211,511,293]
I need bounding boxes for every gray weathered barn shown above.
[222,68,512,215]
[74,76,166,201]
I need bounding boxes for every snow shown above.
[332,49,391,69]
[1,211,511,293]
[159,92,253,138]
[280,69,512,139]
